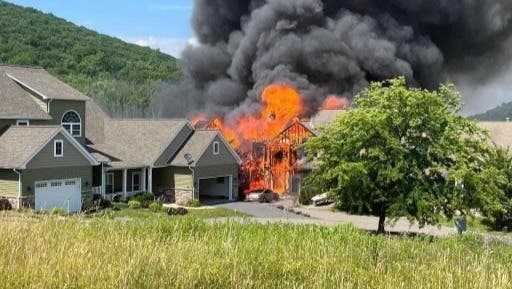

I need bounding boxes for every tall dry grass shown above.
[0,213,511,289]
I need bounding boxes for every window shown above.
[62,111,81,137]
[213,141,220,155]
[132,172,141,192]
[105,173,114,195]
[216,177,225,184]
[16,120,29,126]
[54,140,63,157]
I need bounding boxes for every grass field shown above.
[1,210,511,289]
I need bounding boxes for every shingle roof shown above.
[171,130,218,167]
[0,126,60,168]
[0,65,89,101]
[88,119,191,168]
[478,122,512,148]
[0,69,51,120]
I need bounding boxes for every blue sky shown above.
[6,0,195,57]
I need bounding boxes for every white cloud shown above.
[124,36,198,58]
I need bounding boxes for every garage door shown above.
[199,176,232,200]
[35,178,82,213]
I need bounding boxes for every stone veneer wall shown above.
[175,189,193,206]
[0,195,34,210]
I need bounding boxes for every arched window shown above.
[62,111,81,137]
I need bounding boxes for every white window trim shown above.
[61,110,82,137]
[213,141,220,155]
[54,140,64,158]
[16,120,30,126]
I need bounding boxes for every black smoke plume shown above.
[154,0,512,118]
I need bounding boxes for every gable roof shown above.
[171,130,242,167]
[89,119,192,169]
[0,68,51,120]
[0,126,98,169]
[478,121,512,148]
[0,65,89,101]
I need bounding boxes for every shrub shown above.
[132,192,155,208]
[167,207,188,216]
[51,207,67,216]
[0,198,12,211]
[299,190,317,205]
[149,202,163,213]
[127,200,141,209]
[186,199,201,208]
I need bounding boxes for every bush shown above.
[51,207,67,216]
[186,199,201,207]
[149,202,163,213]
[127,200,141,209]
[167,207,188,216]
[132,192,155,208]
[0,198,12,211]
[299,190,317,205]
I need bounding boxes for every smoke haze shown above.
[154,0,512,119]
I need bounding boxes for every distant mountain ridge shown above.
[0,0,182,117]
[471,102,512,121]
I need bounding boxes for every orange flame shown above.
[322,95,349,110]
[191,84,309,195]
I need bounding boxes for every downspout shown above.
[187,164,196,200]
[47,99,53,114]
[13,169,22,208]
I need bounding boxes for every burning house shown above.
[194,84,346,197]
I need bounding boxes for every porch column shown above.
[101,163,106,197]
[148,167,153,193]
[142,168,147,192]
[122,169,127,197]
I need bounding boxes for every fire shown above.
[322,95,349,110]
[192,83,315,195]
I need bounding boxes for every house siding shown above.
[20,166,92,197]
[154,124,194,167]
[0,119,16,135]
[196,135,239,167]
[32,100,86,145]
[153,167,173,193]
[26,132,91,169]
[0,169,19,196]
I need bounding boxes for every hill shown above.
[0,1,182,117]
[471,102,512,121]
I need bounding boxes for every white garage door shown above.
[35,178,82,213]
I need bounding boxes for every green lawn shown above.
[1,211,511,289]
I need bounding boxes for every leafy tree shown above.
[484,148,512,230]
[304,77,505,234]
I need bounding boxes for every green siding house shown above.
[0,64,242,211]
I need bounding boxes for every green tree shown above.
[304,77,505,234]
[485,148,512,230]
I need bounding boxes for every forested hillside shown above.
[471,102,512,121]
[0,1,182,117]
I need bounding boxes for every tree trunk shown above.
[377,205,386,234]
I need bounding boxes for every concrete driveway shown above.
[213,201,455,236]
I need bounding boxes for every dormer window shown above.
[62,111,81,137]
[16,120,29,126]
[213,141,220,155]
[54,140,63,157]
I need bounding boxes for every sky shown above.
[6,0,195,57]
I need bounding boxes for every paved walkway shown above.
[213,201,455,236]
